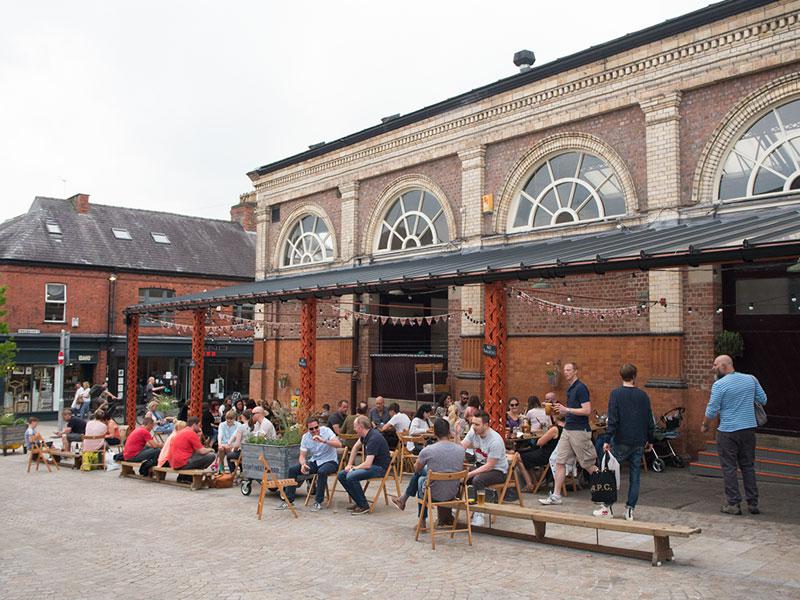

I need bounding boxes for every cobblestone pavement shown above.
[1,443,798,600]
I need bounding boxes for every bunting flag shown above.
[337,306,460,326]
[510,287,657,318]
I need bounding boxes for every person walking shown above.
[599,363,654,520]
[702,354,767,515]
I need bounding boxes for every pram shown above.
[648,407,686,472]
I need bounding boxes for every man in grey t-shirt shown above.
[390,418,465,526]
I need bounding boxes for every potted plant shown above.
[240,409,302,489]
[0,413,26,456]
[156,395,179,418]
[715,330,744,358]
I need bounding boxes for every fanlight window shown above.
[718,98,800,200]
[376,190,450,252]
[281,214,334,267]
[509,151,625,231]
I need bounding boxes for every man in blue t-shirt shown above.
[702,354,767,515]
[540,362,599,506]
[600,363,655,520]
[280,416,343,512]
[338,415,391,514]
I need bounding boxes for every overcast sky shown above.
[0,0,713,225]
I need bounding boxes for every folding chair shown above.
[256,454,299,520]
[486,452,525,507]
[305,446,349,506]
[27,433,59,473]
[414,469,472,550]
[80,435,107,471]
[397,434,425,479]
[362,450,401,513]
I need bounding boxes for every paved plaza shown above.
[1,440,798,600]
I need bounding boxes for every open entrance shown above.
[722,264,800,435]
[370,289,449,405]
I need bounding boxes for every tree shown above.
[0,286,16,377]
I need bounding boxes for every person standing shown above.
[598,363,655,520]
[540,362,599,506]
[145,376,164,402]
[702,354,767,515]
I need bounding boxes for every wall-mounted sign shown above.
[481,194,494,214]
[482,344,497,357]
[77,354,93,362]
[17,329,40,334]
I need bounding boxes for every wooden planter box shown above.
[1,425,26,456]
[240,442,300,481]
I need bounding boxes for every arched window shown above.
[508,151,626,232]
[718,98,800,200]
[375,189,450,252]
[281,214,334,267]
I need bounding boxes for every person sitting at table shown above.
[525,394,552,431]
[455,390,469,419]
[369,396,390,427]
[57,408,87,453]
[461,410,509,526]
[408,404,433,454]
[342,401,368,435]
[217,410,241,473]
[279,416,343,512]
[435,394,453,419]
[145,400,174,435]
[102,413,121,446]
[123,416,162,463]
[202,402,220,446]
[517,415,564,491]
[82,409,108,454]
[327,400,349,435]
[218,396,233,419]
[158,420,186,467]
[251,406,277,439]
[338,416,392,515]
[390,417,465,528]
[234,398,245,416]
[319,403,331,421]
[381,402,410,450]
[170,416,215,471]
[506,397,523,431]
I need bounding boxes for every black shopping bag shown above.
[590,452,618,505]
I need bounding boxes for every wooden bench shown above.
[119,461,153,481]
[118,461,213,490]
[469,503,701,566]
[48,449,82,469]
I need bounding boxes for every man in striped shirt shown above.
[701,355,767,515]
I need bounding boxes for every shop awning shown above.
[126,203,800,314]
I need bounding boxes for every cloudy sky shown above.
[0,0,711,225]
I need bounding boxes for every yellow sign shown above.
[481,193,494,214]
[290,395,300,409]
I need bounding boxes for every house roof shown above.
[0,197,256,280]
[126,202,800,313]
[247,0,776,180]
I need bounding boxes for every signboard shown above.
[77,354,93,362]
[57,351,65,365]
[482,344,497,357]
[298,357,307,369]
[17,328,40,334]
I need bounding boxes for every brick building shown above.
[130,0,800,454]
[0,194,256,418]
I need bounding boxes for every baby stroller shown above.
[648,407,685,472]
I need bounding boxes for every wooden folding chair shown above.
[414,469,472,550]
[27,433,59,473]
[363,449,401,513]
[80,435,107,471]
[256,454,299,520]
[305,446,349,506]
[486,452,525,507]
[397,434,425,479]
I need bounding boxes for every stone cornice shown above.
[640,92,683,125]
[253,4,800,203]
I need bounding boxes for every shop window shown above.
[44,283,66,322]
[138,288,176,326]
[375,189,450,253]
[233,304,255,321]
[735,277,800,315]
[281,214,334,267]
[508,151,626,232]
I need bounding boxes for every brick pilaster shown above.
[640,92,682,211]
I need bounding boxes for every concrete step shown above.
[704,441,800,465]
[756,433,800,452]
[689,461,800,485]
[696,451,800,477]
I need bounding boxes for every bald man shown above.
[702,354,767,515]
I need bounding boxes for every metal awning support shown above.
[299,297,317,425]
[484,281,508,437]
[190,309,206,418]
[125,314,139,430]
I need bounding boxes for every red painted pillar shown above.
[190,308,206,418]
[125,314,139,430]
[299,297,317,425]
[484,281,507,437]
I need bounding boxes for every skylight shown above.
[112,228,132,240]
[46,221,62,235]
[151,232,170,244]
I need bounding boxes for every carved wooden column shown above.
[483,281,507,437]
[299,297,317,426]
[190,308,206,418]
[125,314,139,430]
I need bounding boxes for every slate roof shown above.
[127,203,800,313]
[0,197,255,280]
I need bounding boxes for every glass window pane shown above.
[577,198,599,220]
[753,167,786,195]
[419,229,434,246]
[540,189,558,214]
[523,165,551,197]
[421,193,440,220]
[742,110,781,158]
[45,284,64,302]
[549,152,580,180]
[580,154,612,189]
[513,198,532,228]
[533,206,552,228]
[556,183,573,207]
[776,99,800,132]
[719,151,755,200]
[433,215,449,243]
[385,200,402,226]
[44,303,64,321]
[378,226,391,250]
[735,277,800,315]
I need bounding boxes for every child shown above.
[24,417,40,450]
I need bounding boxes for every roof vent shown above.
[46,221,62,235]
[381,114,401,124]
[513,49,536,73]
[308,142,326,150]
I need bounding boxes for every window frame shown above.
[151,232,171,244]
[112,228,132,240]
[372,189,451,255]
[43,283,67,323]
[280,214,335,268]
[138,287,176,326]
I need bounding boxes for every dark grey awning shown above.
[126,204,800,314]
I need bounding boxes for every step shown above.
[696,451,800,477]
[756,433,800,452]
[704,441,800,465]
[689,462,800,485]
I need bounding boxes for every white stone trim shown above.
[494,132,639,233]
[692,71,800,205]
[272,204,338,271]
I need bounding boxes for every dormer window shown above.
[112,228,132,240]
[151,232,170,244]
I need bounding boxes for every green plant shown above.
[156,396,176,413]
[715,330,745,358]
[263,426,302,447]
[0,413,25,427]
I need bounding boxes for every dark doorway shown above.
[722,264,800,434]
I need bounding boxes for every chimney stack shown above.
[68,193,90,214]
[231,192,256,232]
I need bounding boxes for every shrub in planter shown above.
[715,330,744,358]
[0,413,27,456]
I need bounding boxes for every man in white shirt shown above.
[462,410,509,526]
[280,416,342,512]
[251,406,276,439]
[380,402,410,449]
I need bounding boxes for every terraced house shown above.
[134,0,800,460]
